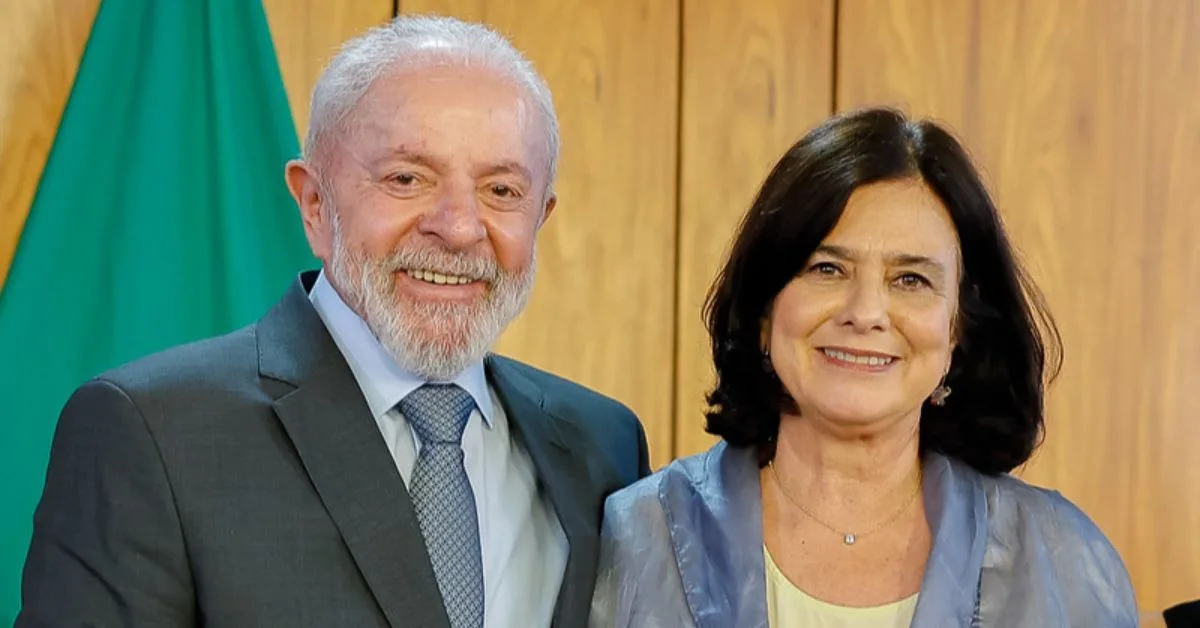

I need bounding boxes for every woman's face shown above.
[765,179,961,430]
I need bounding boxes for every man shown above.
[18,15,650,628]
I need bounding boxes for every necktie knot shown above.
[399,383,475,445]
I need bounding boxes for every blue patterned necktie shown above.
[398,384,484,628]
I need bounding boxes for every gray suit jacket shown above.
[19,271,651,627]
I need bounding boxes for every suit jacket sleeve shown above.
[18,378,195,627]
[634,414,652,480]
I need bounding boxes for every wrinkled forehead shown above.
[343,65,551,175]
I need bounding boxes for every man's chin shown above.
[374,314,485,359]
[383,338,486,381]
[399,314,477,340]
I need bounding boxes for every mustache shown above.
[379,247,501,283]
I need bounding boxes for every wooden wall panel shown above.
[400,0,681,467]
[673,0,836,459]
[838,0,1200,611]
[262,0,394,142]
[0,0,101,291]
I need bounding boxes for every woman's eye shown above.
[809,262,842,276]
[896,273,930,288]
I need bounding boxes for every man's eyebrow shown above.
[478,160,534,182]
[376,147,448,171]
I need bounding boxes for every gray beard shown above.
[326,220,535,382]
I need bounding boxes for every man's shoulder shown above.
[53,322,275,456]
[487,354,638,423]
[98,323,260,396]
[488,354,649,479]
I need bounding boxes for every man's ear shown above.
[538,193,557,228]
[286,159,333,262]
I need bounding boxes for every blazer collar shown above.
[910,454,989,626]
[660,441,768,628]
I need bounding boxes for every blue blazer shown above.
[590,441,1138,627]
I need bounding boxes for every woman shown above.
[589,108,1138,627]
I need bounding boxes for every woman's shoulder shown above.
[593,446,720,599]
[982,470,1118,552]
[603,445,717,519]
[593,452,709,628]
[975,467,1138,623]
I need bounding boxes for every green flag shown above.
[0,0,315,620]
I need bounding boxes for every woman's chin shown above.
[799,402,918,434]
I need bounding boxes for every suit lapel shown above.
[259,273,449,628]
[486,356,597,627]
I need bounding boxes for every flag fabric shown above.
[0,0,315,620]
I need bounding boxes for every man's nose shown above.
[419,184,487,250]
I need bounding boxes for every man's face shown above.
[288,63,556,380]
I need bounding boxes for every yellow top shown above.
[764,546,919,628]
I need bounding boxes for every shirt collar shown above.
[308,269,494,426]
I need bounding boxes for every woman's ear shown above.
[945,331,957,377]
[952,282,982,344]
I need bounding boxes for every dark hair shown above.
[702,107,1061,476]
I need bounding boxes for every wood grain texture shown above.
[673,0,836,459]
[262,0,393,142]
[0,0,101,292]
[838,0,1200,611]
[401,0,682,467]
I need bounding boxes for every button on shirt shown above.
[308,271,568,627]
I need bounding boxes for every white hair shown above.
[304,14,560,190]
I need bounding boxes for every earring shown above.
[930,384,952,406]
[762,349,773,373]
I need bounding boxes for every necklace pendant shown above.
[843,533,857,545]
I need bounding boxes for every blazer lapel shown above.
[661,442,769,628]
[909,454,989,627]
[485,356,596,627]
[258,273,449,628]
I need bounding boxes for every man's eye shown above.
[393,173,418,185]
[491,184,516,197]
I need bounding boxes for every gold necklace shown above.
[767,460,923,546]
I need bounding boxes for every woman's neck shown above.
[762,411,932,605]
[770,410,923,516]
